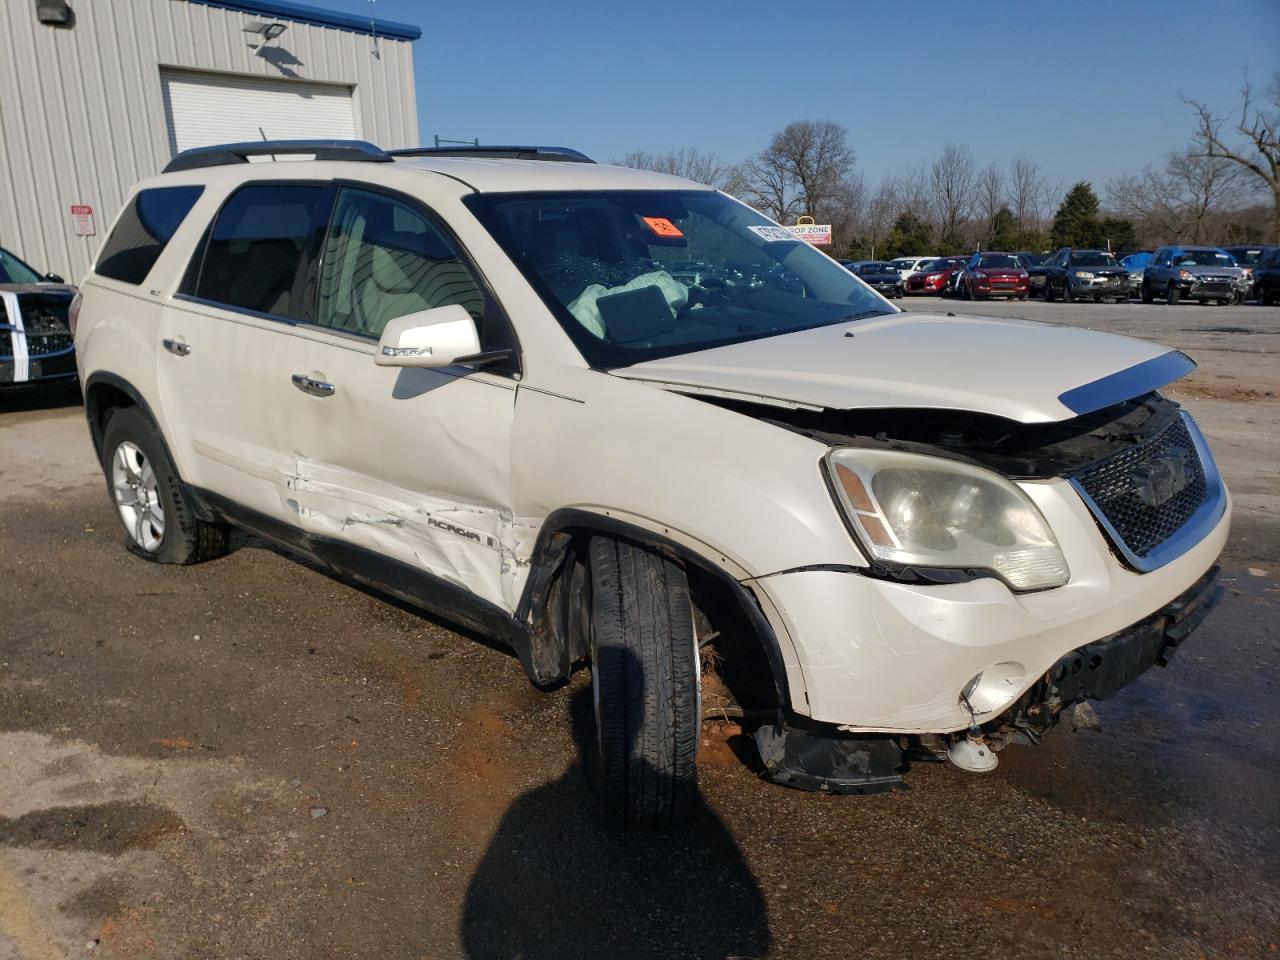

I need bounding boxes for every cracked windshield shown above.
[467,190,894,366]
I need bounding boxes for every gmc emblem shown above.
[1131,450,1191,507]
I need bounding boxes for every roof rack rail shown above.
[388,145,595,164]
[163,139,392,173]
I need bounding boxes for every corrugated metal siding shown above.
[0,0,418,283]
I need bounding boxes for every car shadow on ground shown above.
[460,683,772,960]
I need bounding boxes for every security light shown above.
[243,19,288,53]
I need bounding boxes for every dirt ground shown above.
[1,299,1278,960]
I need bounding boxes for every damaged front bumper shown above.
[753,565,1224,795]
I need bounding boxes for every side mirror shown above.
[43,273,64,284]
[374,304,481,368]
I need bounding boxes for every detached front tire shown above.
[102,408,231,565]
[587,536,699,830]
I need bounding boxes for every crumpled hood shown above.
[614,312,1192,424]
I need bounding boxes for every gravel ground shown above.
[1,299,1277,960]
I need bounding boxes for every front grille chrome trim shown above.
[1069,411,1226,572]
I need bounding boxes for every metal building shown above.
[0,0,421,282]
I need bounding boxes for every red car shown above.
[904,256,967,294]
[957,252,1030,301]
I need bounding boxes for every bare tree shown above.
[1009,157,1049,231]
[975,163,1004,245]
[742,120,858,224]
[1108,148,1248,244]
[887,165,932,228]
[613,148,739,190]
[859,178,900,258]
[929,143,976,249]
[1184,72,1280,242]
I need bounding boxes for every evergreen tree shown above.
[881,213,933,259]
[1050,182,1102,248]
[1100,217,1137,253]
[990,207,1020,250]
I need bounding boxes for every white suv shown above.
[74,140,1229,828]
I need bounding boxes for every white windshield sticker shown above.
[747,225,800,243]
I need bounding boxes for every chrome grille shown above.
[1071,414,1210,564]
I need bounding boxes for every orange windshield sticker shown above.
[641,216,684,238]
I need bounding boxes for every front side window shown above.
[316,188,485,338]
[0,247,42,284]
[193,184,325,318]
[96,186,204,285]
[465,190,893,368]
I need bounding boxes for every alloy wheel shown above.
[111,441,165,552]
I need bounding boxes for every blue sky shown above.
[338,0,1277,191]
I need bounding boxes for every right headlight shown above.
[826,448,1070,591]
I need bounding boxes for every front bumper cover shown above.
[754,565,1223,795]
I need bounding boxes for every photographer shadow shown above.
[460,679,771,960]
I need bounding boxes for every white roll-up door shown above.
[161,69,358,155]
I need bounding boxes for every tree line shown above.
[616,72,1280,259]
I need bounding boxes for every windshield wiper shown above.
[839,309,889,323]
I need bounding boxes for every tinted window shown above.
[194,184,325,318]
[0,247,42,284]
[96,186,203,285]
[317,188,485,338]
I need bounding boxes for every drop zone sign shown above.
[786,221,832,246]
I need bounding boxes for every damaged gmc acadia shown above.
[73,141,1228,829]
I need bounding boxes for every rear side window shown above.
[96,186,203,284]
[192,184,325,319]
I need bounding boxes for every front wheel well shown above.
[84,379,139,463]
[516,512,788,719]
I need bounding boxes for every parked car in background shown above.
[904,257,966,295]
[0,245,77,389]
[1120,251,1153,300]
[1042,248,1129,302]
[957,252,1029,300]
[1249,246,1280,305]
[849,260,904,298]
[888,256,935,284]
[1143,246,1248,305]
[1223,245,1270,301]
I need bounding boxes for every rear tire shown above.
[1167,283,1180,305]
[587,537,699,830]
[102,408,231,565]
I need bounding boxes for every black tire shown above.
[102,407,231,565]
[1167,283,1180,305]
[1044,280,1056,302]
[1142,281,1154,303]
[587,536,699,830]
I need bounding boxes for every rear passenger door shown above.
[279,184,521,611]
[159,181,329,522]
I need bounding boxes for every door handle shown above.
[162,337,191,357]
[292,373,336,398]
